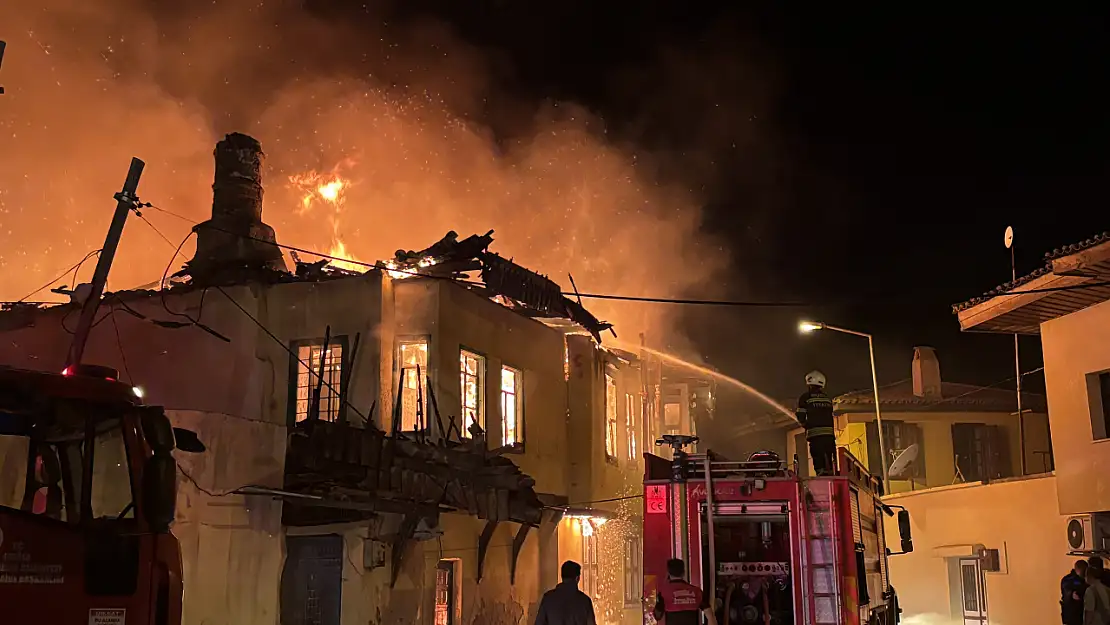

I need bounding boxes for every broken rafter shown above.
[509,524,531,585]
[476,520,499,582]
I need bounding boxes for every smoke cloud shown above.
[0,0,732,351]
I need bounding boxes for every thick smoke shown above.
[0,0,730,351]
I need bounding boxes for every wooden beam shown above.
[390,513,419,588]
[509,524,531,585]
[476,520,499,582]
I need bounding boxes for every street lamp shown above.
[799,320,891,494]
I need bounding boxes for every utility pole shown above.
[1005,226,1026,476]
[66,158,146,369]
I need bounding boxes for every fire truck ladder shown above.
[800,479,841,625]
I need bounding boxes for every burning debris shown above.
[380,230,614,342]
[151,132,612,342]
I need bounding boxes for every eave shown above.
[954,239,1110,335]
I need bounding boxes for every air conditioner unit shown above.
[1066,513,1110,552]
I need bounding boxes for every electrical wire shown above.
[13,249,101,303]
[213,285,371,424]
[139,203,1110,307]
[136,209,370,426]
[108,301,134,385]
[143,205,811,307]
[917,366,1045,410]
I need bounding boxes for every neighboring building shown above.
[0,133,699,625]
[874,231,1110,625]
[785,347,1049,491]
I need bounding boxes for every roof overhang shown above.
[955,239,1110,335]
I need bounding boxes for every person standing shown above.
[1063,560,1089,625]
[653,558,718,625]
[535,561,596,625]
[1085,563,1110,625]
[797,370,837,476]
[1090,557,1110,586]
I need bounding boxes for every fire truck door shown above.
[958,557,987,625]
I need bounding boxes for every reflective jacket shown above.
[797,389,835,439]
[653,578,708,625]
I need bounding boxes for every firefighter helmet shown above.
[805,370,826,388]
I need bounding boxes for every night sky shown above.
[6,3,1107,414]
[361,3,1109,404]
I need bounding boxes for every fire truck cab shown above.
[0,364,204,625]
[643,436,912,625]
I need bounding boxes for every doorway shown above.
[958,557,987,625]
[435,560,457,625]
[281,535,344,625]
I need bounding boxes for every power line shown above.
[143,204,1110,307]
[136,215,371,425]
[14,250,101,303]
[145,205,810,307]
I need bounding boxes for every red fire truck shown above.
[643,436,912,625]
[0,364,204,625]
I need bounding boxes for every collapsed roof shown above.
[294,229,614,342]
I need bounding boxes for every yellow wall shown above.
[0,273,654,625]
[1041,297,1110,514]
[882,474,1070,625]
[786,408,1046,493]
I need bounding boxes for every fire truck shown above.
[0,364,204,625]
[643,436,913,625]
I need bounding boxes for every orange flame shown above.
[288,169,364,272]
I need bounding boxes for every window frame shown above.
[625,392,637,462]
[396,336,432,433]
[1086,370,1110,441]
[605,372,619,462]
[582,529,600,600]
[287,335,350,427]
[623,535,643,606]
[499,364,525,450]
[459,347,487,438]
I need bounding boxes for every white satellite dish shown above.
[1004,226,1014,250]
[888,444,920,479]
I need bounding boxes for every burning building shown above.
[0,133,698,625]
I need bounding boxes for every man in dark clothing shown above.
[1063,560,1089,625]
[653,558,717,625]
[797,370,837,476]
[536,561,596,625]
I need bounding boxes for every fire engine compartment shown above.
[701,507,795,625]
[643,447,910,625]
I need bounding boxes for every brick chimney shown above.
[912,346,942,399]
[188,133,286,282]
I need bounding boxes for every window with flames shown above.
[460,350,485,436]
[625,392,637,461]
[292,339,346,423]
[501,366,523,447]
[605,374,618,460]
[398,340,429,432]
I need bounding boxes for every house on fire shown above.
[0,133,701,625]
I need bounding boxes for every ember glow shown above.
[0,0,731,352]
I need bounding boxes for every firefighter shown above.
[653,558,718,625]
[797,370,837,476]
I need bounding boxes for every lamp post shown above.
[799,321,890,494]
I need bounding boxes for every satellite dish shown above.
[888,444,920,479]
[1004,226,1014,250]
